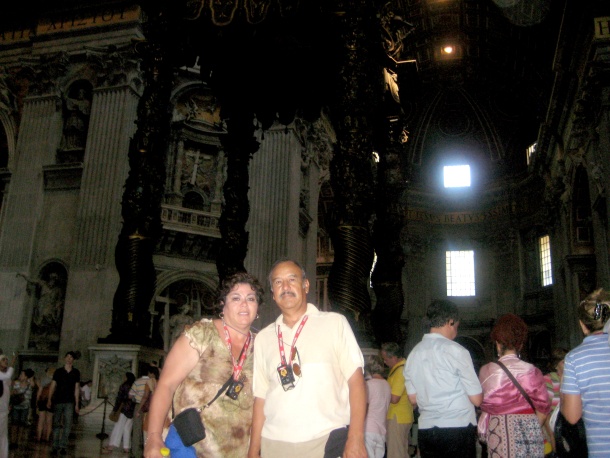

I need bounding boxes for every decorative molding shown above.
[299,207,312,237]
[23,52,70,97]
[85,44,143,91]
[43,163,83,190]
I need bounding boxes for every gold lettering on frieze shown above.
[37,5,140,36]
[594,17,610,39]
[0,27,32,44]
[408,204,511,225]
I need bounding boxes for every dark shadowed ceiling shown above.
[397,0,563,191]
[2,0,566,192]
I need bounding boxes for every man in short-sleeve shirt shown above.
[48,351,80,455]
[248,259,367,458]
[404,300,482,458]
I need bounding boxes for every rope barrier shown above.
[77,398,115,417]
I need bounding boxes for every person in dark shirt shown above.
[47,351,80,455]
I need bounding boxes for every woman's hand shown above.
[143,433,165,458]
[536,410,547,426]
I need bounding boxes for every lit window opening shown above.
[526,142,537,165]
[444,165,471,188]
[539,235,553,286]
[446,250,476,296]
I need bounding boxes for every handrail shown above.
[160,204,221,237]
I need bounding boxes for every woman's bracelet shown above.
[145,431,163,445]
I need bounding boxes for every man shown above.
[0,352,16,458]
[404,300,482,458]
[380,342,414,458]
[248,259,367,458]
[47,351,81,455]
[130,365,158,458]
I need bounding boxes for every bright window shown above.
[444,165,471,188]
[539,235,553,286]
[446,250,476,296]
[526,142,537,165]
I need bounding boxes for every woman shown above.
[144,272,263,458]
[104,372,136,454]
[561,288,610,455]
[9,369,34,447]
[27,369,38,425]
[36,367,55,442]
[141,366,159,444]
[80,380,92,409]
[542,347,568,454]
[478,313,550,457]
[364,356,391,458]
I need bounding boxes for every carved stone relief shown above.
[18,262,68,351]
[59,81,92,157]
[97,354,132,399]
[180,143,220,205]
[152,278,216,351]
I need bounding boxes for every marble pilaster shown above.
[246,125,309,321]
[0,95,62,347]
[71,85,139,267]
[58,85,140,373]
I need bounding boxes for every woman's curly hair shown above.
[490,313,528,353]
[216,271,264,311]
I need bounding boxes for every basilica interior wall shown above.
[0,2,608,382]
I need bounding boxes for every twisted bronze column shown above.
[371,116,409,345]
[216,108,259,282]
[106,7,175,344]
[325,0,383,345]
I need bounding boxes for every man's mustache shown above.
[280,291,296,298]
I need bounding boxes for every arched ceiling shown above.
[396,0,563,190]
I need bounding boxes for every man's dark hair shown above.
[267,258,307,287]
[380,342,402,358]
[65,351,78,360]
[125,372,136,386]
[148,366,160,379]
[424,300,460,329]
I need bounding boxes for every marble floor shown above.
[8,400,134,458]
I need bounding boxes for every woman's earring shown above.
[219,312,224,319]
[256,314,260,319]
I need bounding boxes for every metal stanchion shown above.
[96,397,110,440]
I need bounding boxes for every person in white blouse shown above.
[0,352,16,457]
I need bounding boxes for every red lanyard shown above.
[223,323,252,381]
[277,315,308,366]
